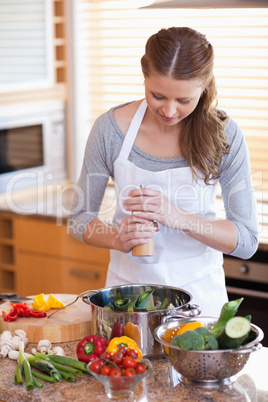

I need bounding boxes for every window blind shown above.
[74,0,268,241]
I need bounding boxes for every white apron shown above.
[105,100,228,316]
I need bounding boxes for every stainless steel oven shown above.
[223,250,268,347]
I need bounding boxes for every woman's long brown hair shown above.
[141,27,229,184]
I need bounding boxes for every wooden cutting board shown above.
[0,294,93,343]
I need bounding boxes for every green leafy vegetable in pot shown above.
[105,289,161,312]
[114,298,132,311]
[134,289,155,312]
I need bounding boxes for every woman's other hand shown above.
[123,187,182,231]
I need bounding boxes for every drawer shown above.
[223,257,268,282]
[16,217,110,264]
[17,254,108,295]
[60,259,108,294]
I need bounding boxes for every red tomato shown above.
[109,367,122,377]
[89,359,102,374]
[101,365,112,376]
[101,351,112,361]
[126,348,138,359]
[122,356,137,369]
[135,363,147,374]
[111,352,124,366]
[124,368,136,376]
[118,345,127,356]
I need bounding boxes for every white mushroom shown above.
[50,346,65,356]
[37,339,52,354]
[31,347,37,355]
[13,330,28,346]
[0,340,16,358]
[0,329,29,358]
[11,335,22,351]
[0,331,13,342]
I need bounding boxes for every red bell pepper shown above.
[30,310,47,318]
[2,302,47,322]
[110,322,124,340]
[76,335,109,363]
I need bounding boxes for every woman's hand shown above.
[123,187,183,230]
[122,187,238,255]
[116,214,157,253]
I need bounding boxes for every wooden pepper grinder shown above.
[132,185,155,257]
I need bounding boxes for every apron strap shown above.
[118,99,147,162]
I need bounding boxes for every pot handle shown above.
[162,304,201,323]
[81,289,98,299]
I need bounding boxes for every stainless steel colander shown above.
[154,316,263,387]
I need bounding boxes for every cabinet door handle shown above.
[69,269,100,280]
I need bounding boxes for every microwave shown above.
[0,101,67,193]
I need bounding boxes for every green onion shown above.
[32,370,56,383]
[18,342,34,391]
[57,369,77,382]
[23,359,34,391]
[35,352,88,373]
[27,356,62,381]
[14,363,23,385]
[32,376,43,388]
[48,361,82,375]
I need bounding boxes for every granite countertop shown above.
[0,341,267,402]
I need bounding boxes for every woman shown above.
[68,27,258,316]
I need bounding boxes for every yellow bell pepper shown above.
[107,336,143,360]
[32,293,65,311]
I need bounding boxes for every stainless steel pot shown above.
[82,283,201,357]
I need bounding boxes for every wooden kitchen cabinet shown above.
[16,216,110,295]
[0,214,18,293]
[0,213,110,295]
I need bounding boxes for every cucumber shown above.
[211,298,244,338]
[218,316,251,349]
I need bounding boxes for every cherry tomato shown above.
[101,351,112,361]
[118,345,128,356]
[122,356,137,369]
[135,363,147,374]
[101,365,112,376]
[124,368,136,376]
[89,359,102,374]
[109,367,122,377]
[111,352,124,366]
[126,348,138,359]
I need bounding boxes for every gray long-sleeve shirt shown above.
[68,102,259,259]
